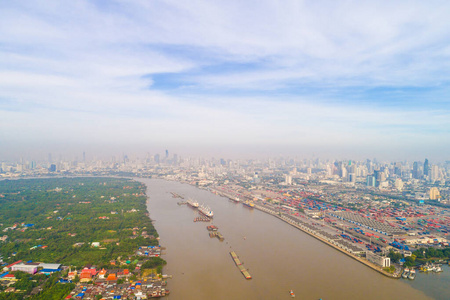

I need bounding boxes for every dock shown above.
[171,192,184,199]
[209,231,224,241]
[230,251,252,279]
[194,216,211,222]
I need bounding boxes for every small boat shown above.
[289,290,295,297]
[434,266,443,273]
[402,268,410,279]
[408,269,416,280]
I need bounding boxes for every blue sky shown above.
[1,0,450,161]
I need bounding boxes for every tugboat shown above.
[289,290,295,297]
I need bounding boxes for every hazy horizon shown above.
[1,1,450,162]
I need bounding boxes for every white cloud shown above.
[1,0,450,160]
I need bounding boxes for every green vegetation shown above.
[413,247,450,261]
[0,177,158,267]
[29,274,75,300]
[388,250,402,263]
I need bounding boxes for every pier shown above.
[209,231,224,241]
[171,192,184,199]
[230,251,252,279]
[193,216,211,222]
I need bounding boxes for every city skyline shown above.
[1,1,450,161]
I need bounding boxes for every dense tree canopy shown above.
[0,177,158,267]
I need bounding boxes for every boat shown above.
[434,265,443,273]
[289,290,295,297]
[408,269,416,280]
[187,198,199,208]
[230,196,241,203]
[243,201,255,208]
[198,204,214,218]
[207,225,218,231]
[402,268,410,279]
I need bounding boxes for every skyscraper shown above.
[424,159,429,176]
[412,162,419,179]
[431,165,440,182]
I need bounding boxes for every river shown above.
[142,178,436,300]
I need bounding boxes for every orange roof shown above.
[106,274,117,281]
[80,273,92,279]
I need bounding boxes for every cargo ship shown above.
[243,201,255,208]
[198,204,214,218]
[187,199,199,208]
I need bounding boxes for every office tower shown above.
[154,154,160,164]
[394,162,401,177]
[165,149,169,159]
[366,175,376,187]
[412,162,419,179]
[424,159,429,176]
[431,165,439,182]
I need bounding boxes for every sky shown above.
[1,1,450,162]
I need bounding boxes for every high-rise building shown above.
[394,178,404,191]
[154,154,160,164]
[429,187,440,200]
[431,165,440,182]
[412,162,419,179]
[366,175,376,187]
[285,174,292,185]
[424,159,429,176]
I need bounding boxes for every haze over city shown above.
[1,1,450,161]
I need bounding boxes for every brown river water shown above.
[142,178,431,300]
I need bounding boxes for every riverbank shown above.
[252,203,400,279]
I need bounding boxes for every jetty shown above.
[230,251,252,279]
[193,216,211,222]
[171,192,184,199]
[209,231,224,241]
